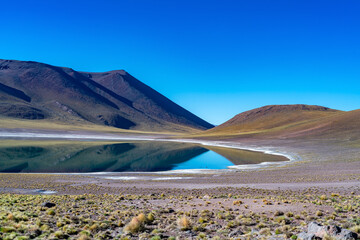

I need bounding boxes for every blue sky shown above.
[1,0,359,125]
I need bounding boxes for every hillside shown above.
[0,59,213,132]
[202,104,360,140]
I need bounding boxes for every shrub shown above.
[274,211,284,216]
[316,211,323,217]
[178,216,191,230]
[124,213,146,233]
[286,212,294,217]
[147,212,155,223]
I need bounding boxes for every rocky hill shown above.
[0,59,213,132]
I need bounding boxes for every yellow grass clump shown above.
[124,213,146,233]
[178,216,191,231]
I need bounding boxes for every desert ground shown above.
[1,129,360,239]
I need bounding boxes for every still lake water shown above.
[0,141,288,173]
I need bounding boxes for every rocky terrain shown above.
[1,172,360,239]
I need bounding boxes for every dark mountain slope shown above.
[0,82,31,102]
[0,59,213,132]
[81,70,214,129]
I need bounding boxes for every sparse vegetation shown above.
[0,184,359,239]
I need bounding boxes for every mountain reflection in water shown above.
[0,141,288,173]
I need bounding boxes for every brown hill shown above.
[208,105,340,132]
[301,109,360,140]
[203,104,360,140]
[0,59,213,132]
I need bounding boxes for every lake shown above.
[0,140,288,173]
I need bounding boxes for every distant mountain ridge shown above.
[211,104,337,130]
[0,59,213,132]
[204,104,360,140]
[217,104,338,129]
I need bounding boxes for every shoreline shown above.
[1,130,360,239]
[0,130,296,173]
[2,128,359,193]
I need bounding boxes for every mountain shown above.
[0,59,213,132]
[203,104,360,140]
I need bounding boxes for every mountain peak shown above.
[0,59,213,132]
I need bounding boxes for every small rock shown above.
[298,232,321,240]
[28,229,42,238]
[299,222,358,240]
[339,229,358,240]
[325,225,341,235]
[307,222,324,235]
[41,202,56,208]
[229,228,244,237]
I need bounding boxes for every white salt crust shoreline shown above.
[0,131,300,176]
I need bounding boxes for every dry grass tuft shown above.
[124,213,146,233]
[178,216,191,231]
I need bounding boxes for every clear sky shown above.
[1,0,359,125]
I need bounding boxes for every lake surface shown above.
[0,140,288,173]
